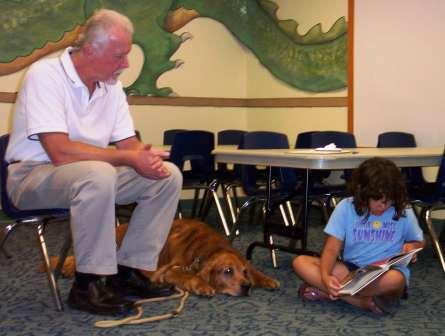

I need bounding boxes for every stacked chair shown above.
[377,131,426,191]
[215,129,246,226]
[296,130,357,223]
[234,131,304,266]
[168,130,231,236]
[163,128,187,146]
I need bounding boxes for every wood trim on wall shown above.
[347,0,354,132]
[1,92,347,107]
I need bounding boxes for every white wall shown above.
[354,0,445,147]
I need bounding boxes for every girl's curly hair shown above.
[348,157,408,219]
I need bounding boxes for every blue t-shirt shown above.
[324,197,423,282]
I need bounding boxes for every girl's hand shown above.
[322,274,342,299]
[402,242,421,263]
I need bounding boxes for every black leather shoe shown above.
[67,278,134,315]
[109,266,176,299]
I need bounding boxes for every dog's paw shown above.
[61,256,76,278]
[37,255,76,278]
[184,278,216,297]
[254,276,280,289]
[265,278,280,289]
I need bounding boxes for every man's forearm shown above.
[39,132,137,167]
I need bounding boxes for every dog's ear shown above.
[197,259,216,286]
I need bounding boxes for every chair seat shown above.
[5,207,69,220]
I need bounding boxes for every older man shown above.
[6,9,182,315]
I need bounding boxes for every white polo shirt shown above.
[6,47,135,163]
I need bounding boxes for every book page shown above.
[339,265,384,295]
[386,247,423,268]
[339,248,423,296]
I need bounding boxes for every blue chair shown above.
[163,129,187,146]
[0,134,70,311]
[217,129,246,146]
[410,146,445,272]
[216,130,246,224]
[303,131,357,220]
[309,131,357,182]
[294,131,330,187]
[169,130,231,235]
[309,130,357,149]
[237,132,305,266]
[377,132,426,190]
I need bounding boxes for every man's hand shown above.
[132,144,171,179]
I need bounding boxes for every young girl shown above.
[293,157,425,314]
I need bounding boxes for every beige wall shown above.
[0,0,347,145]
[354,0,444,182]
[354,0,445,148]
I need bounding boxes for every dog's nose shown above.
[241,284,251,296]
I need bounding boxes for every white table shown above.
[212,146,443,261]
[213,147,442,170]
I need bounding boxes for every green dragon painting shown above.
[0,0,347,97]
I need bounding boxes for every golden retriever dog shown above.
[49,219,279,296]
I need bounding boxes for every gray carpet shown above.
[1,208,444,336]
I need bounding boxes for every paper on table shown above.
[315,143,343,152]
[285,149,352,155]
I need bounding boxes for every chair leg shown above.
[232,187,240,215]
[0,221,19,259]
[177,201,183,219]
[279,204,291,227]
[424,209,445,272]
[191,189,201,217]
[286,201,297,226]
[176,200,182,219]
[268,235,278,268]
[223,184,238,225]
[36,222,64,311]
[198,187,212,220]
[209,181,231,237]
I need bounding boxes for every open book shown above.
[339,247,423,296]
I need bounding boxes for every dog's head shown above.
[198,251,253,296]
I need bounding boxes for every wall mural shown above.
[0,0,347,97]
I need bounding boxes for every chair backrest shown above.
[377,131,424,187]
[309,131,357,182]
[163,129,187,146]
[377,132,416,148]
[217,130,247,146]
[169,130,215,181]
[216,130,246,179]
[295,131,317,149]
[0,134,11,214]
[294,131,330,182]
[240,131,296,196]
[241,131,289,150]
[309,131,357,149]
[0,134,68,219]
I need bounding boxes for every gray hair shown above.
[74,9,133,53]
